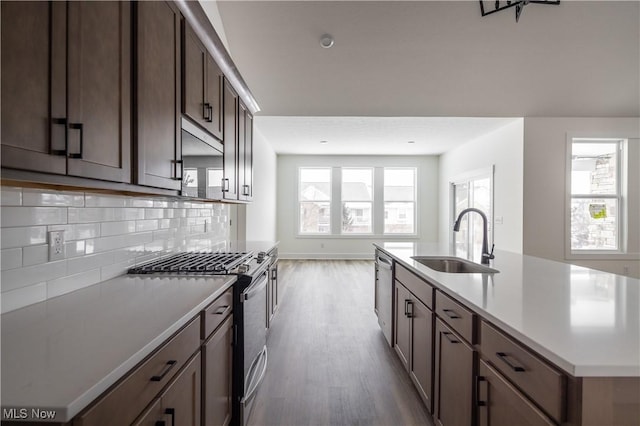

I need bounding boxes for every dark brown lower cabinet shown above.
[133,352,202,426]
[477,360,554,426]
[434,318,474,426]
[394,281,434,412]
[202,314,233,426]
[394,282,412,369]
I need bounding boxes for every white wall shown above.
[523,117,640,278]
[439,119,524,254]
[245,126,277,242]
[276,155,439,259]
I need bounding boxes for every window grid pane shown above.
[343,201,372,233]
[299,168,331,234]
[384,168,416,234]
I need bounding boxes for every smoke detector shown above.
[320,34,334,49]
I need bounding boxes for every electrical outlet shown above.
[321,243,325,249]
[49,231,66,261]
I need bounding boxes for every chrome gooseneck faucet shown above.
[453,208,495,265]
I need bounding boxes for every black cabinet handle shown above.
[172,160,183,181]
[242,184,250,196]
[165,408,175,426]
[222,178,229,192]
[68,122,83,159]
[207,105,213,122]
[155,422,166,426]
[476,375,487,407]
[150,360,177,381]
[213,305,231,316]
[203,102,211,121]
[271,267,277,281]
[442,331,460,344]
[404,300,413,318]
[442,308,461,319]
[496,352,526,372]
[51,118,67,155]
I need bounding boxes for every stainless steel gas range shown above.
[128,251,270,426]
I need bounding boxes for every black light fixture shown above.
[479,0,560,22]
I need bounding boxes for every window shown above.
[342,168,373,234]
[569,139,624,253]
[297,166,420,236]
[384,168,416,234]
[299,168,331,234]
[451,170,493,263]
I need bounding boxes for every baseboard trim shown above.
[280,253,375,260]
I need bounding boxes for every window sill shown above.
[566,252,639,261]
[296,234,419,239]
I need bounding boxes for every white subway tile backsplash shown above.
[68,207,115,223]
[101,258,135,281]
[65,240,86,258]
[1,248,22,270]
[1,282,47,313]
[136,220,159,232]
[1,187,22,206]
[68,252,115,275]
[47,269,102,299]
[1,187,229,312]
[1,260,67,292]
[101,221,136,237]
[22,189,84,207]
[115,208,145,221]
[1,226,47,249]
[131,199,154,208]
[144,208,164,219]
[1,207,67,227]
[22,244,48,266]
[85,194,128,207]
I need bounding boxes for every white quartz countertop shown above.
[375,242,640,378]
[1,273,235,422]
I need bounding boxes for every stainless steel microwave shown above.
[181,117,224,200]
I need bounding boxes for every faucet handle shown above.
[486,244,495,260]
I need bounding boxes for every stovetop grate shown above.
[128,252,252,275]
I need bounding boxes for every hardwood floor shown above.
[249,260,434,426]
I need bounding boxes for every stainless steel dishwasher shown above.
[375,250,393,346]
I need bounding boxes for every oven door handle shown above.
[242,346,268,403]
[243,273,268,301]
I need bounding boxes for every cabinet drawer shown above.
[435,291,475,344]
[396,263,434,308]
[202,287,233,339]
[478,360,555,426]
[75,317,200,426]
[480,321,565,423]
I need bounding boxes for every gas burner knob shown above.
[256,251,266,263]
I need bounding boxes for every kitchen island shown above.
[375,242,639,426]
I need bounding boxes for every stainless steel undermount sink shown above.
[411,256,499,274]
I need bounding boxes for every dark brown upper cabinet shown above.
[134,0,182,190]
[1,1,131,183]
[238,101,253,202]
[182,20,223,141]
[222,79,239,200]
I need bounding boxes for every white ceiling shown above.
[255,116,519,155]
[212,1,639,155]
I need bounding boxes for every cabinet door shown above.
[239,109,254,201]
[394,282,411,371]
[135,0,181,190]
[162,353,201,426]
[203,315,233,426]
[222,79,239,200]
[410,298,434,413]
[183,21,207,130]
[66,1,131,183]
[1,1,66,175]
[205,54,224,140]
[478,360,554,426]
[434,319,474,426]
